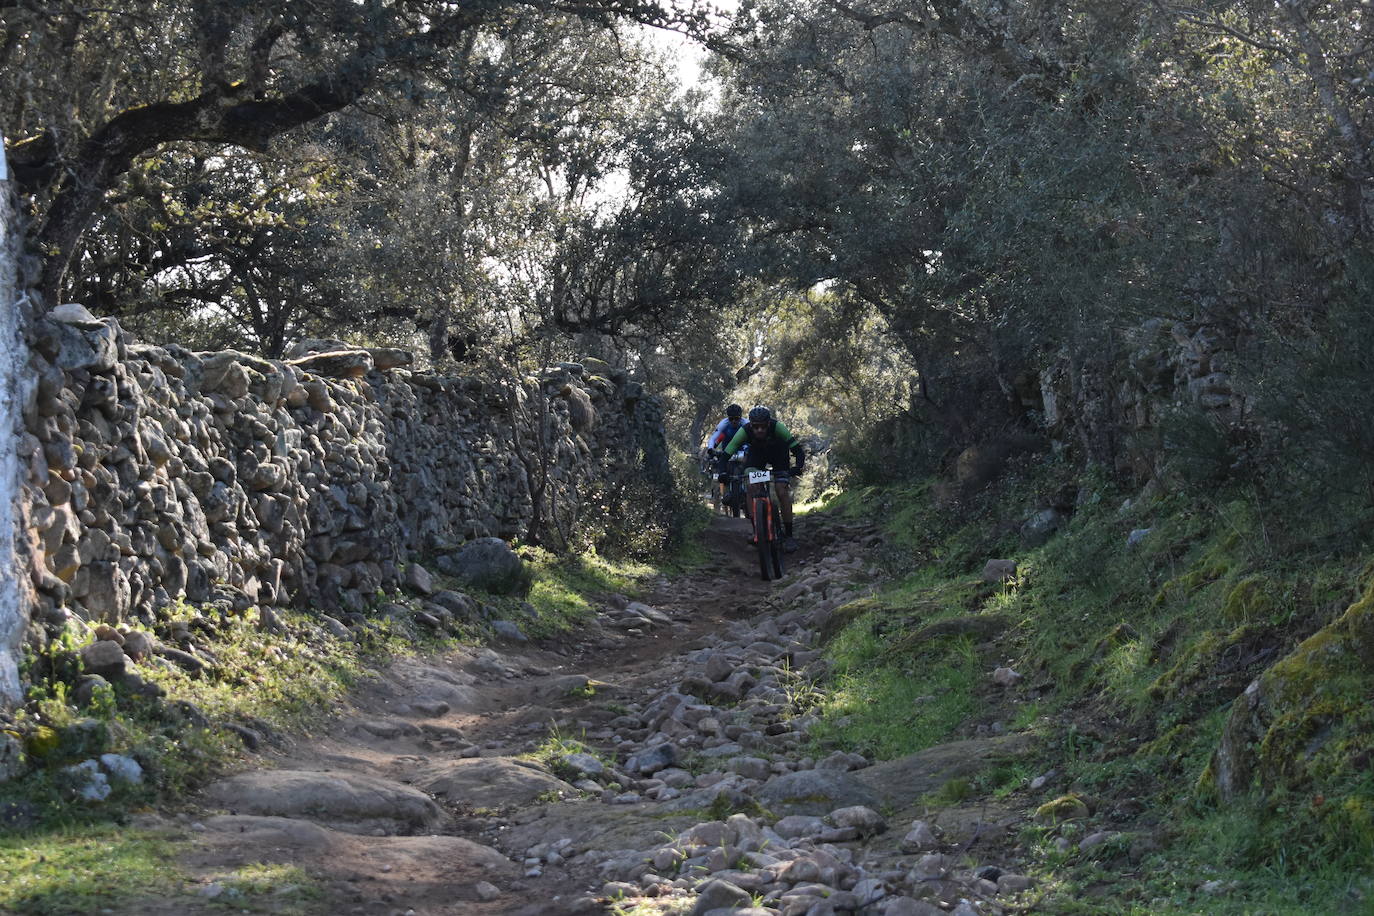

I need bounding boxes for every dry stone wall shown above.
[16,310,669,666]
[1032,317,1247,481]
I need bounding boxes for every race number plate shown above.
[748,470,773,485]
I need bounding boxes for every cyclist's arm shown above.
[773,421,805,469]
[709,419,733,449]
[723,426,748,455]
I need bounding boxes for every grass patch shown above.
[479,546,655,639]
[136,605,381,735]
[521,727,612,786]
[926,777,974,806]
[1031,801,1373,915]
[976,760,1035,799]
[805,581,984,759]
[0,823,187,915]
[808,660,980,760]
[212,862,322,914]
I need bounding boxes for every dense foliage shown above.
[5,0,1373,500]
[1,0,735,366]
[691,0,1373,491]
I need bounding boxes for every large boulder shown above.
[205,769,441,831]
[286,338,351,358]
[434,538,530,595]
[413,758,573,808]
[981,559,1018,583]
[289,349,373,379]
[37,315,119,373]
[756,768,881,816]
[367,347,414,370]
[1020,508,1066,547]
[565,385,595,431]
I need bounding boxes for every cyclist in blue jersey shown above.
[704,404,746,507]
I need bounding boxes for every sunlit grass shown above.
[808,660,980,760]
[1031,805,1372,915]
[1102,638,1152,700]
[216,862,323,914]
[479,545,655,638]
[520,723,613,788]
[0,824,186,915]
[138,604,377,732]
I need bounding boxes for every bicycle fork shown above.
[752,489,775,541]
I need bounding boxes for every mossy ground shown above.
[0,824,182,914]
[800,459,1374,913]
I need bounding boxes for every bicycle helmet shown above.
[748,405,772,423]
[726,404,743,418]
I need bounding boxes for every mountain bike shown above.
[747,468,786,581]
[723,453,746,518]
[699,448,722,513]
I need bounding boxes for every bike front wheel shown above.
[753,498,773,581]
[769,509,785,579]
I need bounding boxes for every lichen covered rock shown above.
[1208,583,1374,801]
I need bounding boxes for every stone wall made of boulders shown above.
[16,309,670,665]
[1021,317,1246,481]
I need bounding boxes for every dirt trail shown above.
[144,513,784,914]
[124,511,1033,916]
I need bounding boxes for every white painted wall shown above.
[0,146,28,708]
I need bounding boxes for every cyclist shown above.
[704,404,746,507]
[705,404,746,452]
[721,405,805,551]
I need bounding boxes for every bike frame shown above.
[747,469,785,580]
[725,454,747,514]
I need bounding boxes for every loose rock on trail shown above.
[125,513,1037,915]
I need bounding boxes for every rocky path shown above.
[133,512,1038,916]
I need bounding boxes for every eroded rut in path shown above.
[140,512,1037,916]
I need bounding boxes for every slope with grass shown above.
[801,460,1374,913]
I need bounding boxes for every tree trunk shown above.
[1279,1,1373,238]
[688,403,710,451]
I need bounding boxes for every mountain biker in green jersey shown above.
[721,405,805,552]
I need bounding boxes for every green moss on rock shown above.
[817,597,884,644]
[1221,576,1278,625]
[1035,794,1090,823]
[1211,582,1374,802]
[1152,562,1227,609]
[24,726,60,759]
